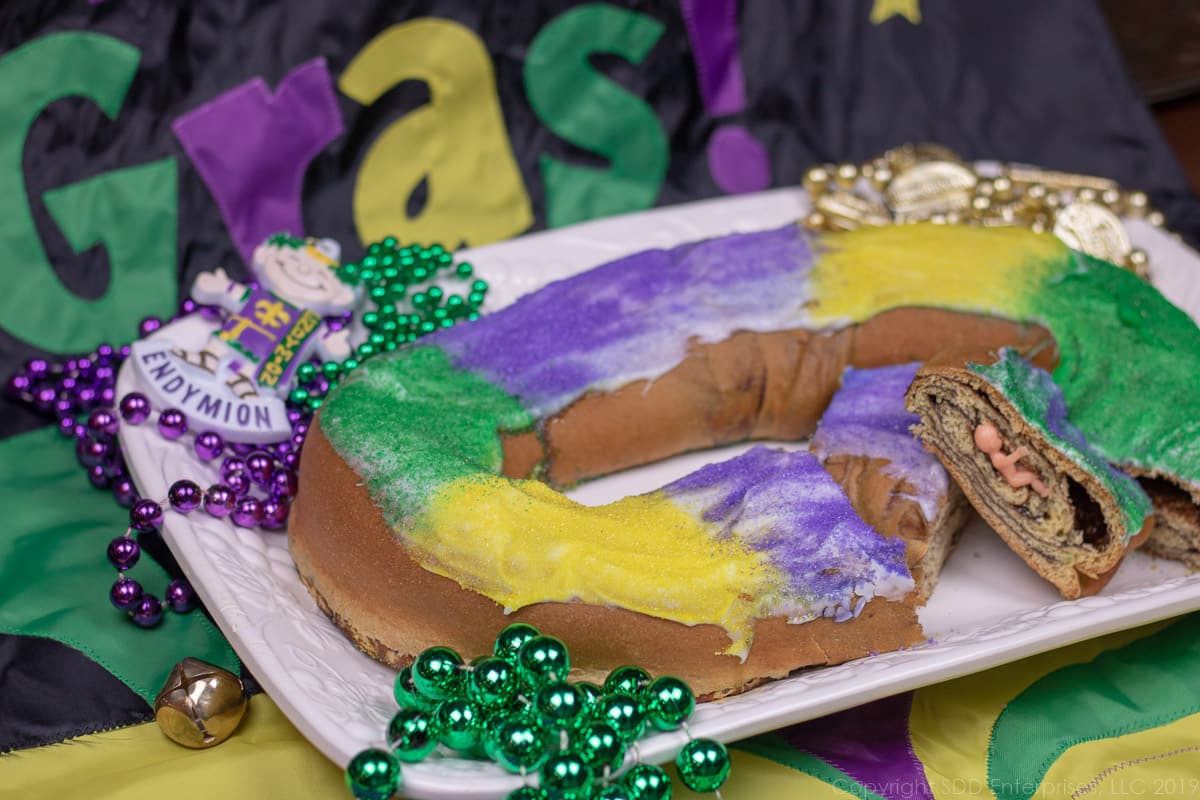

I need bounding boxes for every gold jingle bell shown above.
[154,657,248,748]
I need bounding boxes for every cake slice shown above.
[1132,475,1200,569]
[904,349,1154,599]
[811,363,969,600]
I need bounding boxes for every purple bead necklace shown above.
[103,390,308,627]
[7,239,479,630]
[6,305,311,629]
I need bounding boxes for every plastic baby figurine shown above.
[974,422,1051,497]
[177,234,358,399]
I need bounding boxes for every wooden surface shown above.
[1156,98,1200,193]
[1101,0,1200,103]
[1100,0,1200,192]
[1096,1,1200,191]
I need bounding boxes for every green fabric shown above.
[523,3,668,228]
[0,31,177,353]
[0,427,238,703]
[734,732,888,800]
[986,613,1200,800]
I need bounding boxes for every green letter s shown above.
[524,4,668,228]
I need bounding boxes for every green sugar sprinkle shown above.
[1028,252,1200,491]
[972,349,1152,537]
[319,346,533,525]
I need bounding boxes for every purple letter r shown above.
[173,58,343,264]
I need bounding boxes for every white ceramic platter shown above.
[118,187,1200,799]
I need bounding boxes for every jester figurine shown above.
[177,234,358,399]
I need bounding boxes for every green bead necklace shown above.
[674,739,732,794]
[343,624,734,800]
[434,697,485,751]
[290,237,489,415]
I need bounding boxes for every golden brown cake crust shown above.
[821,454,969,600]
[289,311,1060,698]
[290,421,924,700]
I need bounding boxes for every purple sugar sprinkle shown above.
[662,447,911,613]
[433,225,814,418]
[810,363,948,522]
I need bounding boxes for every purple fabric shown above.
[783,692,934,800]
[172,58,343,264]
[680,0,746,115]
[662,447,911,615]
[681,0,772,193]
[432,225,814,418]
[708,125,771,193]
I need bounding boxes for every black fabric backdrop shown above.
[1,0,1198,751]
[2,0,1197,444]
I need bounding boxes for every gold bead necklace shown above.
[801,143,1170,278]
